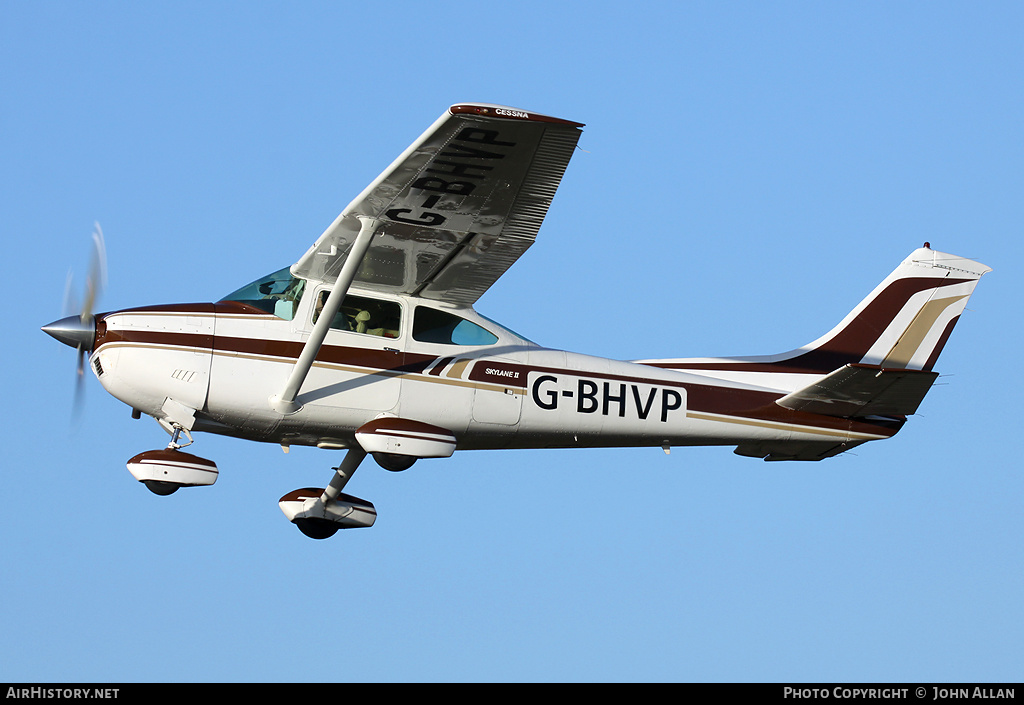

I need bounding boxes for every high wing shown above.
[291,103,584,305]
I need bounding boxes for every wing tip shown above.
[449,102,585,128]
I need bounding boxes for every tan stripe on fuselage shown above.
[98,337,891,442]
[446,358,472,379]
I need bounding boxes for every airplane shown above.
[42,102,992,539]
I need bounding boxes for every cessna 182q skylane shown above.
[43,103,991,538]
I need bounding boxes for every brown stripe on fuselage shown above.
[211,335,439,376]
[429,357,455,376]
[96,316,437,379]
[463,360,899,438]
[95,304,902,440]
[95,325,213,353]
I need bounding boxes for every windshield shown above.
[220,267,306,321]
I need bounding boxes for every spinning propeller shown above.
[42,223,108,409]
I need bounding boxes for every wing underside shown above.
[292,104,583,305]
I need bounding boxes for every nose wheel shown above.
[126,425,219,495]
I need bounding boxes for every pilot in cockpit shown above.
[312,291,400,338]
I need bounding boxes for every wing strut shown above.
[270,216,380,415]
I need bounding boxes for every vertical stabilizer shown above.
[643,246,991,377]
[793,246,991,373]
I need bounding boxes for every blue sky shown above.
[3,1,1022,682]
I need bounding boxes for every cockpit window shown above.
[413,307,498,346]
[220,267,306,321]
[313,291,401,339]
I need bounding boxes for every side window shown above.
[313,292,402,339]
[413,307,498,346]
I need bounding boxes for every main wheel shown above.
[143,480,179,496]
[294,518,340,539]
[373,453,416,472]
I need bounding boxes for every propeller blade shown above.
[81,222,107,321]
[44,222,109,417]
[73,345,87,418]
[62,269,78,317]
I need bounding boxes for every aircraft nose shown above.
[42,314,97,351]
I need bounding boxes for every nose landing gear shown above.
[126,425,219,496]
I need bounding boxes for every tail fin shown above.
[788,245,991,374]
[646,246,991,376]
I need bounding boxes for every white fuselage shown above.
[90,284,897,456]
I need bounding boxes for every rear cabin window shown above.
[313,291,401,339]
[412,307,498,346]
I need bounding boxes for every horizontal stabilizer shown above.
[734,440,864,462]
[776,363,938,418]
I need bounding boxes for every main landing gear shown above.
[278,447,377,539]
[279,417,457,539]
[126,417,456,539]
